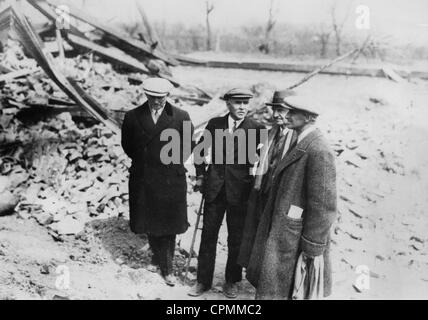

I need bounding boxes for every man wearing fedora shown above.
[246,95,337,299]
[238,90,298,272]
[121,78,194,287]
[189,88,265,298]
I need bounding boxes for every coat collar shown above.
[273,129,322,177]
[224,113,253,131]
[135,101,174,142]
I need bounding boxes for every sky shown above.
[20,0,428,46]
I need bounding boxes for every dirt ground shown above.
[1,66,428,300]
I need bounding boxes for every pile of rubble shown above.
[0,107,130,239]
[0,37,270,242]
[0,0,204,238]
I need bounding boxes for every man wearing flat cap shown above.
[121,78,194,287]
[238,90,298,273]
[189,88,265,298]
[246,95,337,300]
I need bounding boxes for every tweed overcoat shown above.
[246,128,337,299]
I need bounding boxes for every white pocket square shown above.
[288,205,303,219]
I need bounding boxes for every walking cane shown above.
[184,196,205,282]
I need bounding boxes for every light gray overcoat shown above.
[246,128,337,300]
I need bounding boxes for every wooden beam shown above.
[26,0,86,38]
[44,0,179,66]
[0,68,41,83]
[287,48,359,90]
[10,4,120,134]
[67,34,151,75]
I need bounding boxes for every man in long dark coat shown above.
[246,95,337,299]
[188,88,265,299]
[121,78,194,287]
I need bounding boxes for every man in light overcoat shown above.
[246,95,337,299]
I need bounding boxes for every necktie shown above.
[232,121,238,132]
[153,109,160,124]
[270,130,287,168]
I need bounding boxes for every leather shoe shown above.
[164,275,176,287]
[223,282,238,299]
[188,283,210,297]
[147,264,159,273]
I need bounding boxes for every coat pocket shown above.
[279,204,304,224]
[274,214,304,272]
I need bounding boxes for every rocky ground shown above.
[1,53,428,299]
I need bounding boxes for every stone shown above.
[0,176,11,193]
[0,191,18,217]
[49,216,86,236]
[40,264,50,275]
[34,212,54,226]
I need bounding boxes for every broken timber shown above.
[26,0,86,38]
[27,0,186,87]
[6,5,120,134]
[182,55,428,80]
[44,0,179,66]
[0,67,41,84]
[67,34,181,87]
[67,34,150,75]
[287,48,359,90]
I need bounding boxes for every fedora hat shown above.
[266,90,296,109]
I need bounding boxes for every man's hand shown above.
[193,176,205,194]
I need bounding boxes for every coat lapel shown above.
[134,102,174,145]
[222,114,230,130]
[238,117,252,131]
[134,103,152,137]
[273,129,322,177]
[149,102,174,140]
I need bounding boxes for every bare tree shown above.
[205,0,214,51]
[330,1,352,56]
[259,0,277,54]
[315,24,332,58]
[135,0,163,50]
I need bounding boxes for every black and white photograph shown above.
[0,0,428,303]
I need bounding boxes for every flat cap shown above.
[143,78,173,97]
[222,88,254,100]
[283,95,321,116]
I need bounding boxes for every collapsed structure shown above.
[0,0,211,134]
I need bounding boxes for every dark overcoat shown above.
[246,129,337,299]
[121,101,194,236]
[195,114,264,205]
[238,126,282,268]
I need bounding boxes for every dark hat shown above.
[283,96,321,116]
[266,90,296,109]
[222,88,254,101]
